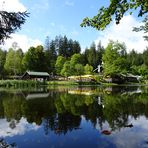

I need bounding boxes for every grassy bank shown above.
[0,79,100,88]
[0,80,44,88]
[47,80,78,85]
[47,80,100,85]
[0,79,147,88]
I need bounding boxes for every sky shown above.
[0,0,147,53]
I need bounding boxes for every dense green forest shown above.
[0,35,148,79]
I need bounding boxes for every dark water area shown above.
[0,85,148,148]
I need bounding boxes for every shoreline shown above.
[0,79,148,88]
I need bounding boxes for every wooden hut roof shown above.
[26,71,49,76]
[21,71,49,79]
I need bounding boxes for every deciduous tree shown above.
[0,48,6,78]
[84,64,93,74]
[81,0,147,30]
[102,41,127,76]
[22,45,47,72]
[55,56,66,75]
[4,48,16,75]
[60,61,72,77]
[75,64,84,76]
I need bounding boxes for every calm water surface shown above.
[0,85,148,148]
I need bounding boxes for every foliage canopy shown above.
[102,41,128,76]
[81,0,147,30]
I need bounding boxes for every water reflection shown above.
[0,118,39,137]
[0,86,147,147]
[0,138,16,148]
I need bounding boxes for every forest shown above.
[0,35,148,80]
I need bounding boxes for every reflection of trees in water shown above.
[103,92,148,131]
[0,87,147,134]
[104,85,143,94]
[24,92,57,125]
[2,94,26,121]
[43,113,81,135]
[54,93,106,131]
[9,120,16,129]
[0,99,4,118]
[0,138,16,148]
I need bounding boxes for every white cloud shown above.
[0,34,42,52]
[95,15,148,53]
[110,116,148,148]
[0,117,40,137]
[0,0,27,12]
[65,0,74,6]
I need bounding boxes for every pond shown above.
[0,85,148,148]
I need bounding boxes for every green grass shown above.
[47,80,101,86]
[100,82,118,86]
[47,80,78,85]
[144,80,148,84]
[0,80,44,88]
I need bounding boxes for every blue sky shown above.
[0,0,147,52]
[21,0,107,47]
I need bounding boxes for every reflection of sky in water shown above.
[0,117,40,137]
[0,116,148,148]
[81,115,148,148]
[100,116,148,148]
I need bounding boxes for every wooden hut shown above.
[21,71,49,81]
